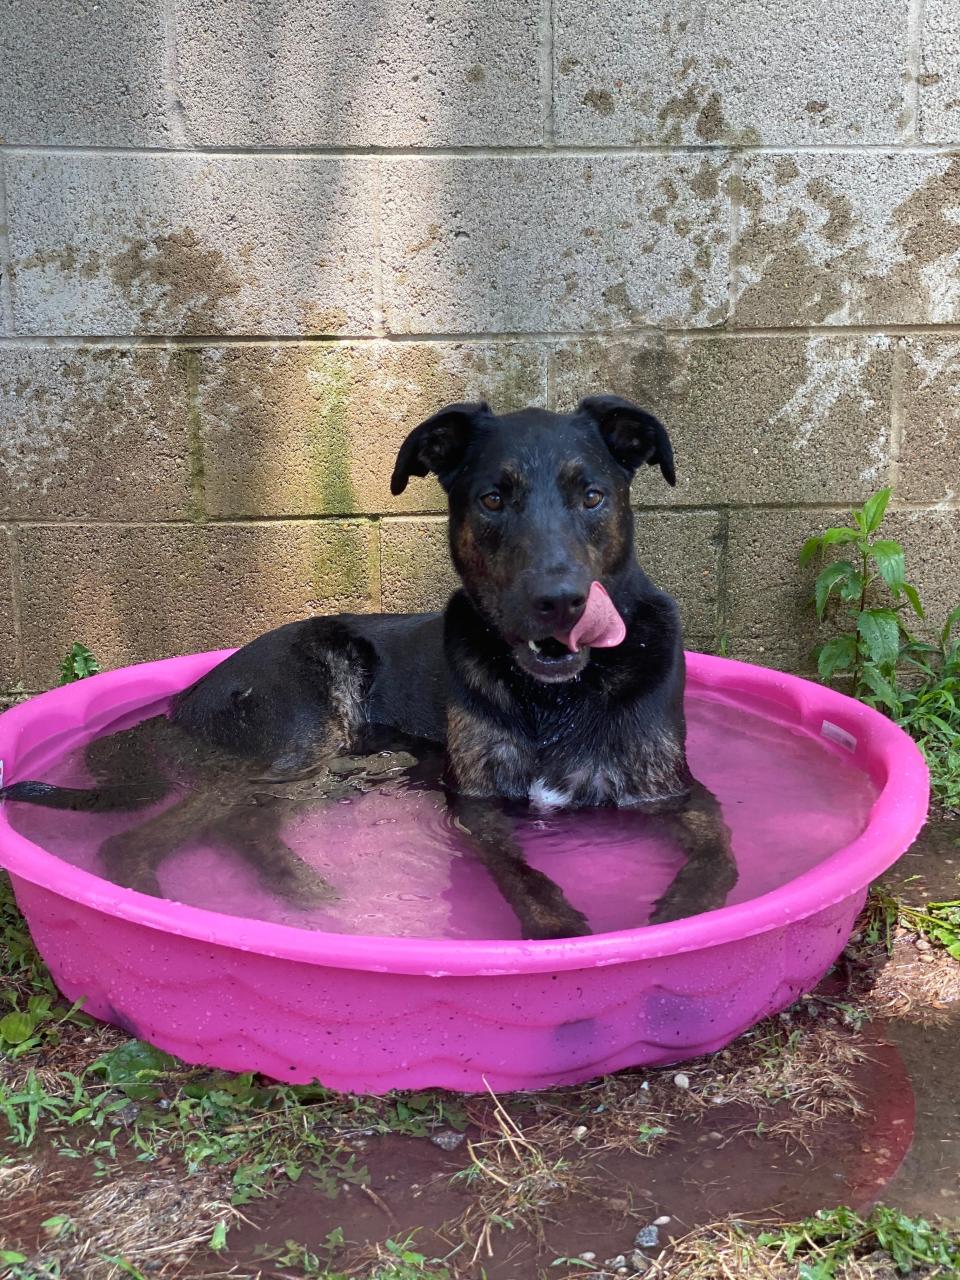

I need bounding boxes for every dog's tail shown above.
[0,779,162,813]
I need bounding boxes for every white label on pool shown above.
[820,720,858,752]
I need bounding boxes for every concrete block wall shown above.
[1,0,959,689]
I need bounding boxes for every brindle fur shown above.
[1,396,736,938]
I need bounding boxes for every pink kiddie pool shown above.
[0,651,928,1094]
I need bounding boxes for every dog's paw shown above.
[521,902,592,941]
[103,861,164,898]
[265,860,339,908]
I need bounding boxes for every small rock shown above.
[616,1270,629,1277]
[579,1251,596,1262]
[572,1124,588,1141]
[653,1215,671,1226]
[915,937,932,951]
[673,1072,690,1089]
[631,1250,652,1271]
[604,1256,626,1269]
[634,1225,659,1248]
[431,1130,466,1151]
[920,952,936,964]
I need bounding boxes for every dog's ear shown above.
[577,394,676,486]
[390,401,493,495]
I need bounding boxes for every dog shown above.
[1,395,736,939]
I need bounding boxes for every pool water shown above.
[6,691,878,940]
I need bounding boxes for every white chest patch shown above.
[528,778,571,811]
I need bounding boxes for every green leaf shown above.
[941,604,960,648]
[209,1222,228,1253]
[861,487,892,534]
[859,665,902,714]
[817,635,858,680]
[798,1264,835,1280]
[800,535,823,567]
[869,539,905,592]
[0,1252,27,1265]
[902,582,925,619]
[91,1039,178,1086]
[57,642,101,686]
[0,1011,37,1044]
[838,572,866,605]
[815,561,857,620]
[857,610,901,669]
[820,526,860,548]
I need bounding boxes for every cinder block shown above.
[555,0,907,146]
[885,510,960,635]
[380,517,457,613]
[0,0,169,146]
[198,341,548,518]
[0,345,194,520]
[898,338,960,504]
[919,0,960,142]
[726,508,835,647]
[635,509,722,639]
[174,0,543,146]
[18,520,379,686]
[0,528,19,689]
[732,153,960,327]
[379,509,721,638]
[5,155,379,337]
[555,335,893,505]
[382,155,731,332]
[722,637,818,676]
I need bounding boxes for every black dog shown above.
[1,396,736,938]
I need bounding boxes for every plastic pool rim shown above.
[0,649,930,978]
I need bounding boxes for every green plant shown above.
[800,489,922,696]
[57,642,101,685]
[756,1204,960,1277]
[896,607,960,811]
[802,489,960,810]
[865,884,960,959]
[264,1233,453,1280]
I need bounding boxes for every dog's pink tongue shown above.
[555,581,627,653]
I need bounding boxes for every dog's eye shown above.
[479,491,504,512]
[583,488,605,509]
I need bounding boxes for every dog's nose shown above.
[532,589,587,632]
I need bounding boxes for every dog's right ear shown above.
[390,401,492,495]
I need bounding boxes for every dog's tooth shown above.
[528,639,541,653]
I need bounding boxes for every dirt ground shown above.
[1,820,958,1280]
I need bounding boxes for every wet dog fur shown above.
[1,396,736,938]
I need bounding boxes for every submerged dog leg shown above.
[209,804,337,907]
[97,795,212,897]
[450,793,591,940]
[647,781,738,924]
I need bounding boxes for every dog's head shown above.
[391,396,675,682]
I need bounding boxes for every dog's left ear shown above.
[390,401,493,495]
[577,394,676,486]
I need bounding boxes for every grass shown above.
[255,1233,456,1280]
[864,884,960,961]
[653,1206,960,1279]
